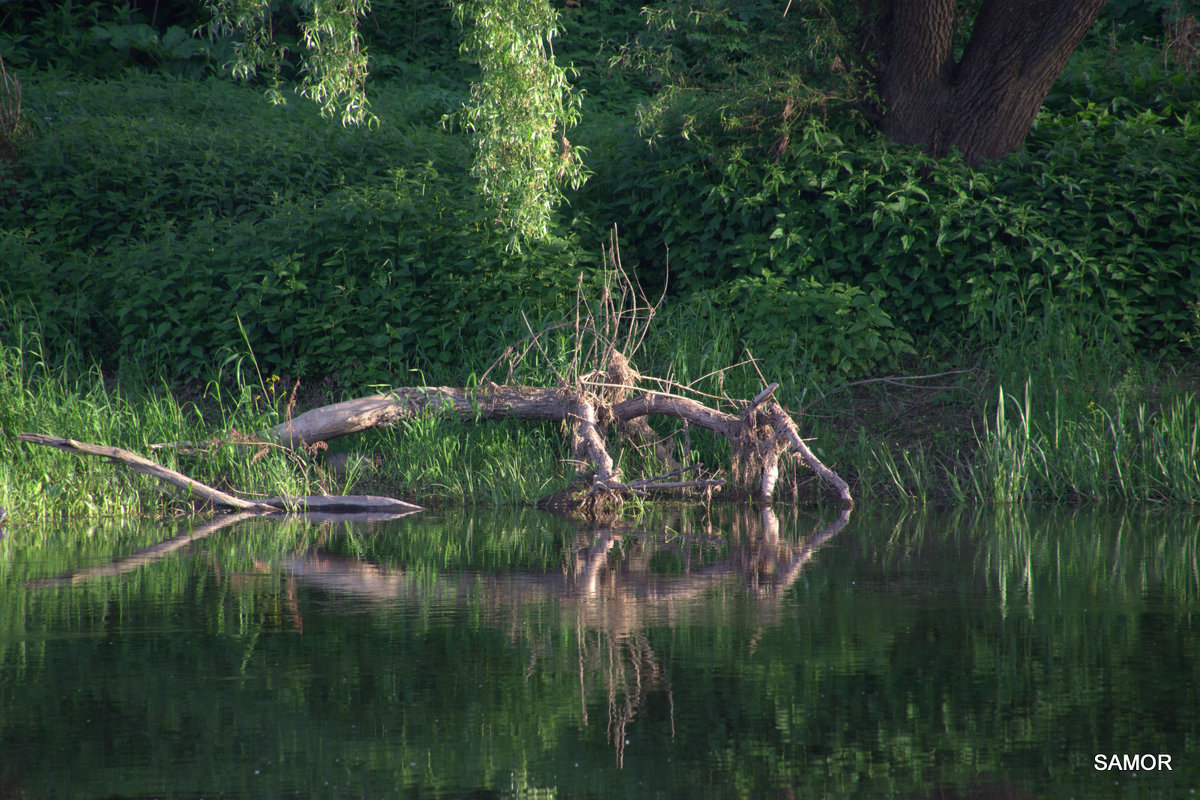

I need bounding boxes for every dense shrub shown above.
[0,1,231,77]
[576,84,1199,352]
[686,275,915,378]
[1,74,592,383]
[3,11,1197,391]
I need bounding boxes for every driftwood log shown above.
[14,433,423,517]
[261,381,853,507]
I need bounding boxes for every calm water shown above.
[1,505,1197,799]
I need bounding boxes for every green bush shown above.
[685,274,915,378]
[5,20,1198,391]
[1,74,593,384]
[0,1,231,76]
[577,94,1199,353]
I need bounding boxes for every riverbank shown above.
[2,302,1196,523]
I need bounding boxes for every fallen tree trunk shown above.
[15,433,423,517]
[260,381,853,507]
[16,251,851,514]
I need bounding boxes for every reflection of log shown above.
[15,433,423,516]
[279,505,851,633]
[27,511,258,587]
[263,383,852,506]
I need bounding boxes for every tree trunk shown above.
[876,0,1106,164]
[263,383,854,507]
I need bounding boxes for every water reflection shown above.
[1,505,1197,799]
[280,506,849,616]
[268,506,850,771]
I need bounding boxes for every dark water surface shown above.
[1,505,1197,799]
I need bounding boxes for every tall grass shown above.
[362,414,569,507]
[2,288,1196,520]
[0,305,383,521]
[970,381,1040,505]
[0,302,590,520]
[0,312,159,519]
[961,300,1200,504]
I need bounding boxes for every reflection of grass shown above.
[877,505,1200,610]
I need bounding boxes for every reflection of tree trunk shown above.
[276,506,851,627]
[583,627,663,769]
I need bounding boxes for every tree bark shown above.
[263,384,853,506]
[15,433,423,517]
[876,0,1106,164]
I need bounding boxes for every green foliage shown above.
[0,1,229,76]
[1047,28,1200,115]
[296,0,373,125]
[358,0,470,87]
[579,87,1199,354]
[610,0,867,151]
[686,274,915,377]
[450,0,588,245]
[964,378,1200,505]
[366,415,569,506]
[2,2,1198,513]
[197,0,588,239]
[204,0,374,124]
[1099,0,1193,36]
[1,74,592,384]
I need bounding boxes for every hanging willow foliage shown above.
[450,0,588,245]
[204,0,586,243]
[205,0,373,126]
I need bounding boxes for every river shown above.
[1,504,1196,799]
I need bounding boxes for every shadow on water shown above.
[0,504,1197,799]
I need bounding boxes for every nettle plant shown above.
[204,0,586,245]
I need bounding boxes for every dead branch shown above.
[15,433,422,517]
[257,380,851,508]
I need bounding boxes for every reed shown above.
[968,381,1043,505]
